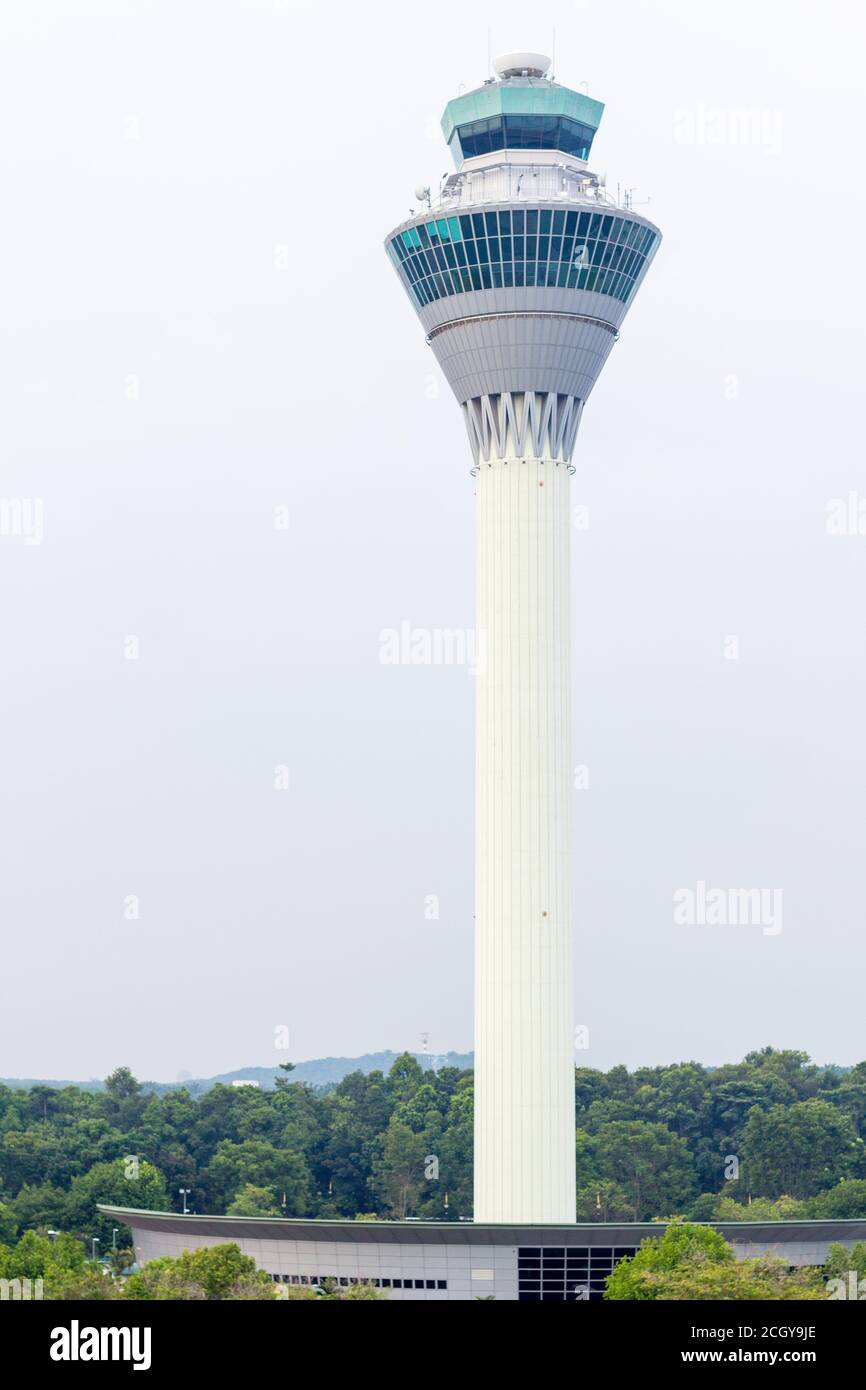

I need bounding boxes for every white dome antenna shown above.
[493,51,552,79]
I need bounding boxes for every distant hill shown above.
[0,1050,474,1096]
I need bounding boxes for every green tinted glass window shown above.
[390,213,656,308]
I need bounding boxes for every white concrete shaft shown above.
[474,453,576,1224]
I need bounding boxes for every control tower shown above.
[385,52,661,1224]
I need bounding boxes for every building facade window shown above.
[517,1245,637,1302]
[272,1272,447,1292]
[388,209,656,309]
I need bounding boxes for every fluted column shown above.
[473,448,576,1224]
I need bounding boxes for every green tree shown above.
[0,1201,17,1243]
[422,1080,473,1219]
[320,1071,393,1216]
[371,1118,426,1218]
[741,1099,861,1199]
[823,1062,866,1136]
[10,1183,67,1233]
[123,1258,206,1300]
[45,1265,122,1300]
[743,1048,822,1101]
[0,1127,71,1194]
[605,1222,823,1300]
[574,1067,610,1120]
[592,1120,695,1220]
[642,1257,824,1300]
[104,1067,142,1102]
[386,1053,426,1105]
[203,1140,312,1215]
[651,1064,712,1145]
[123,1089,198,1197]
[274,1062,297,1092]
[321,1278,388,1300]
[124,1243,277,1300]
[605,1223,731,1301]
[809,1179,866,1219]
[0,1228,85,1280]
[3,1051,866,1247]
[226,1183,282,1216]
[63,1157,170,1246]
[714,1193,808,1222]
[106,1245,136,1277]
[687,1192,723,1221]
[823,1241,866,1285]
[575,1181,636,1222]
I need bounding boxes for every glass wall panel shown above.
[452,114,598,162]
[391,213,656,308]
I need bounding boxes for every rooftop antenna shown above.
[551,26,556,80]
[487,27,491,79]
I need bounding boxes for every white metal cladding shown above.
[429,312,617,404]
[474,454,576,1224]
[438,160,593,201]
[105,1210,866,1301]
[463,392,584,465]
[123,1222,519,1301]
[416,282,632,334]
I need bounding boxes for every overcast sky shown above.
[0,0,863,1083]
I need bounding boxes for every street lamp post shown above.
[179,1188,191,1215]
[92,1237,100,1262]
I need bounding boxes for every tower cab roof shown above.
[442,56,605,170]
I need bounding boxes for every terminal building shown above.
[99,1207,866,1302]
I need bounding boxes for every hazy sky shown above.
[1,0,864,1082]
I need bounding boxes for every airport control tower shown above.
[385,52,661,1224]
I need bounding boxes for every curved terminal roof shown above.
[99,1205,866,1248]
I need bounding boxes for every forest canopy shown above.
[1,1048,864,1252]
